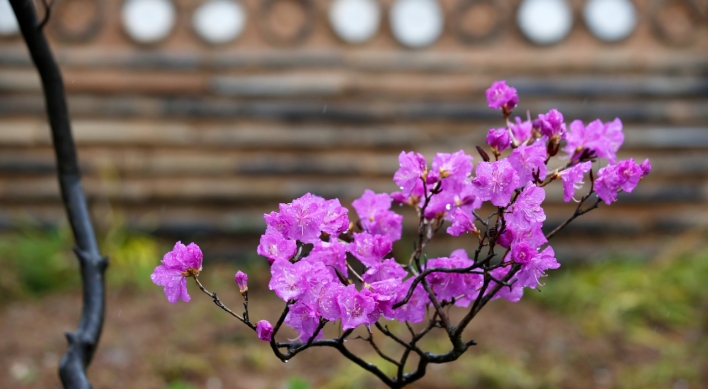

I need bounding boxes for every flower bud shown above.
[235,270,248,296]
[486,80,518,111]
[256,320,273,341]
[486,128,511,154]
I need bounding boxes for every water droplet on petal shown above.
[445,204,451,210]
[400,186,404,190]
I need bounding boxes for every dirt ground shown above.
[5,270,696,389]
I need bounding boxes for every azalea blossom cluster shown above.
[151,80,651,388]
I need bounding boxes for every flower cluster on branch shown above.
[151,80,650,388]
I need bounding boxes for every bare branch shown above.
[37,0,53,31]
[545,194,601,241]
[10,1,109,388]
[192,277,255,329]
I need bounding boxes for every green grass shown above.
[0,227,78,298]
[0,221,166,301]
[530,233,708,388]
[532,239,708,336]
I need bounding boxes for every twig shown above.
[363,334,400,367]
[37,0,53,31]
[192,277,255,329]
[545,194,601,241]
[392,256,491,309]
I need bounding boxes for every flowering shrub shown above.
[151,81,650,387]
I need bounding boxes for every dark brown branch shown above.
[274,330,396,387]
[454,264,520,338]
[375,323,419,352]
[361,334,400,367]
[392,256,491,309]
[11,1,109,388]
[268,301,294,360]
[419,278,451,331]
[545,194,601,241]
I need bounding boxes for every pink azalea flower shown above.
[299,262,340,320]
[303,239,348,278]
[151,241,203,304]
[362,258,407,284]
[595,118,624,164]
[392,278,428,323]
[256,320,273,341]
[508,139,547,185]
[595,164,621,205]
[489,266,524,303]
[448,249,484,307]
[486,80,518,111]
[565,118,624,164]
[616,158,643,193]
[506,183,546,230]
[285,300,322,341]
[367,210,403,241]
[363,278,403,321]
[393,151,427,197]
[515,246,559,289]
[425,254,480,305]
[353,190,403,240]
[640,158,652,176]
[257,228,297,264]
[498,223,547,249]
[317,283,345,321]
[352,190,392,221]
[513,223,548,249]
[496,227,514,248]
[337,284,376,330]
[511,241,537,266]
[264,211,289,237]
[320,199,349,236]
[510,117,533,145]
[348,232,392,267]
[564,119,602,159]
[390,191,408,204]
[424,179,481,220]
[595,158,646,205]
[559,161,592,202]
[472,159,520,207]
[150,242,203,304]
[431,150,474,182]
[446,208,478,236]
[535,109,566,140]
[268,259,309,301]
[280,193,326,243]
[486,127,511,153]
[300,261,336,294]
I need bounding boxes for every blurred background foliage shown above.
[0,217,705,388]
[529,232,708,389]
[0,213,165,301]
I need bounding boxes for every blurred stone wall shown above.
[0,0,707,261]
